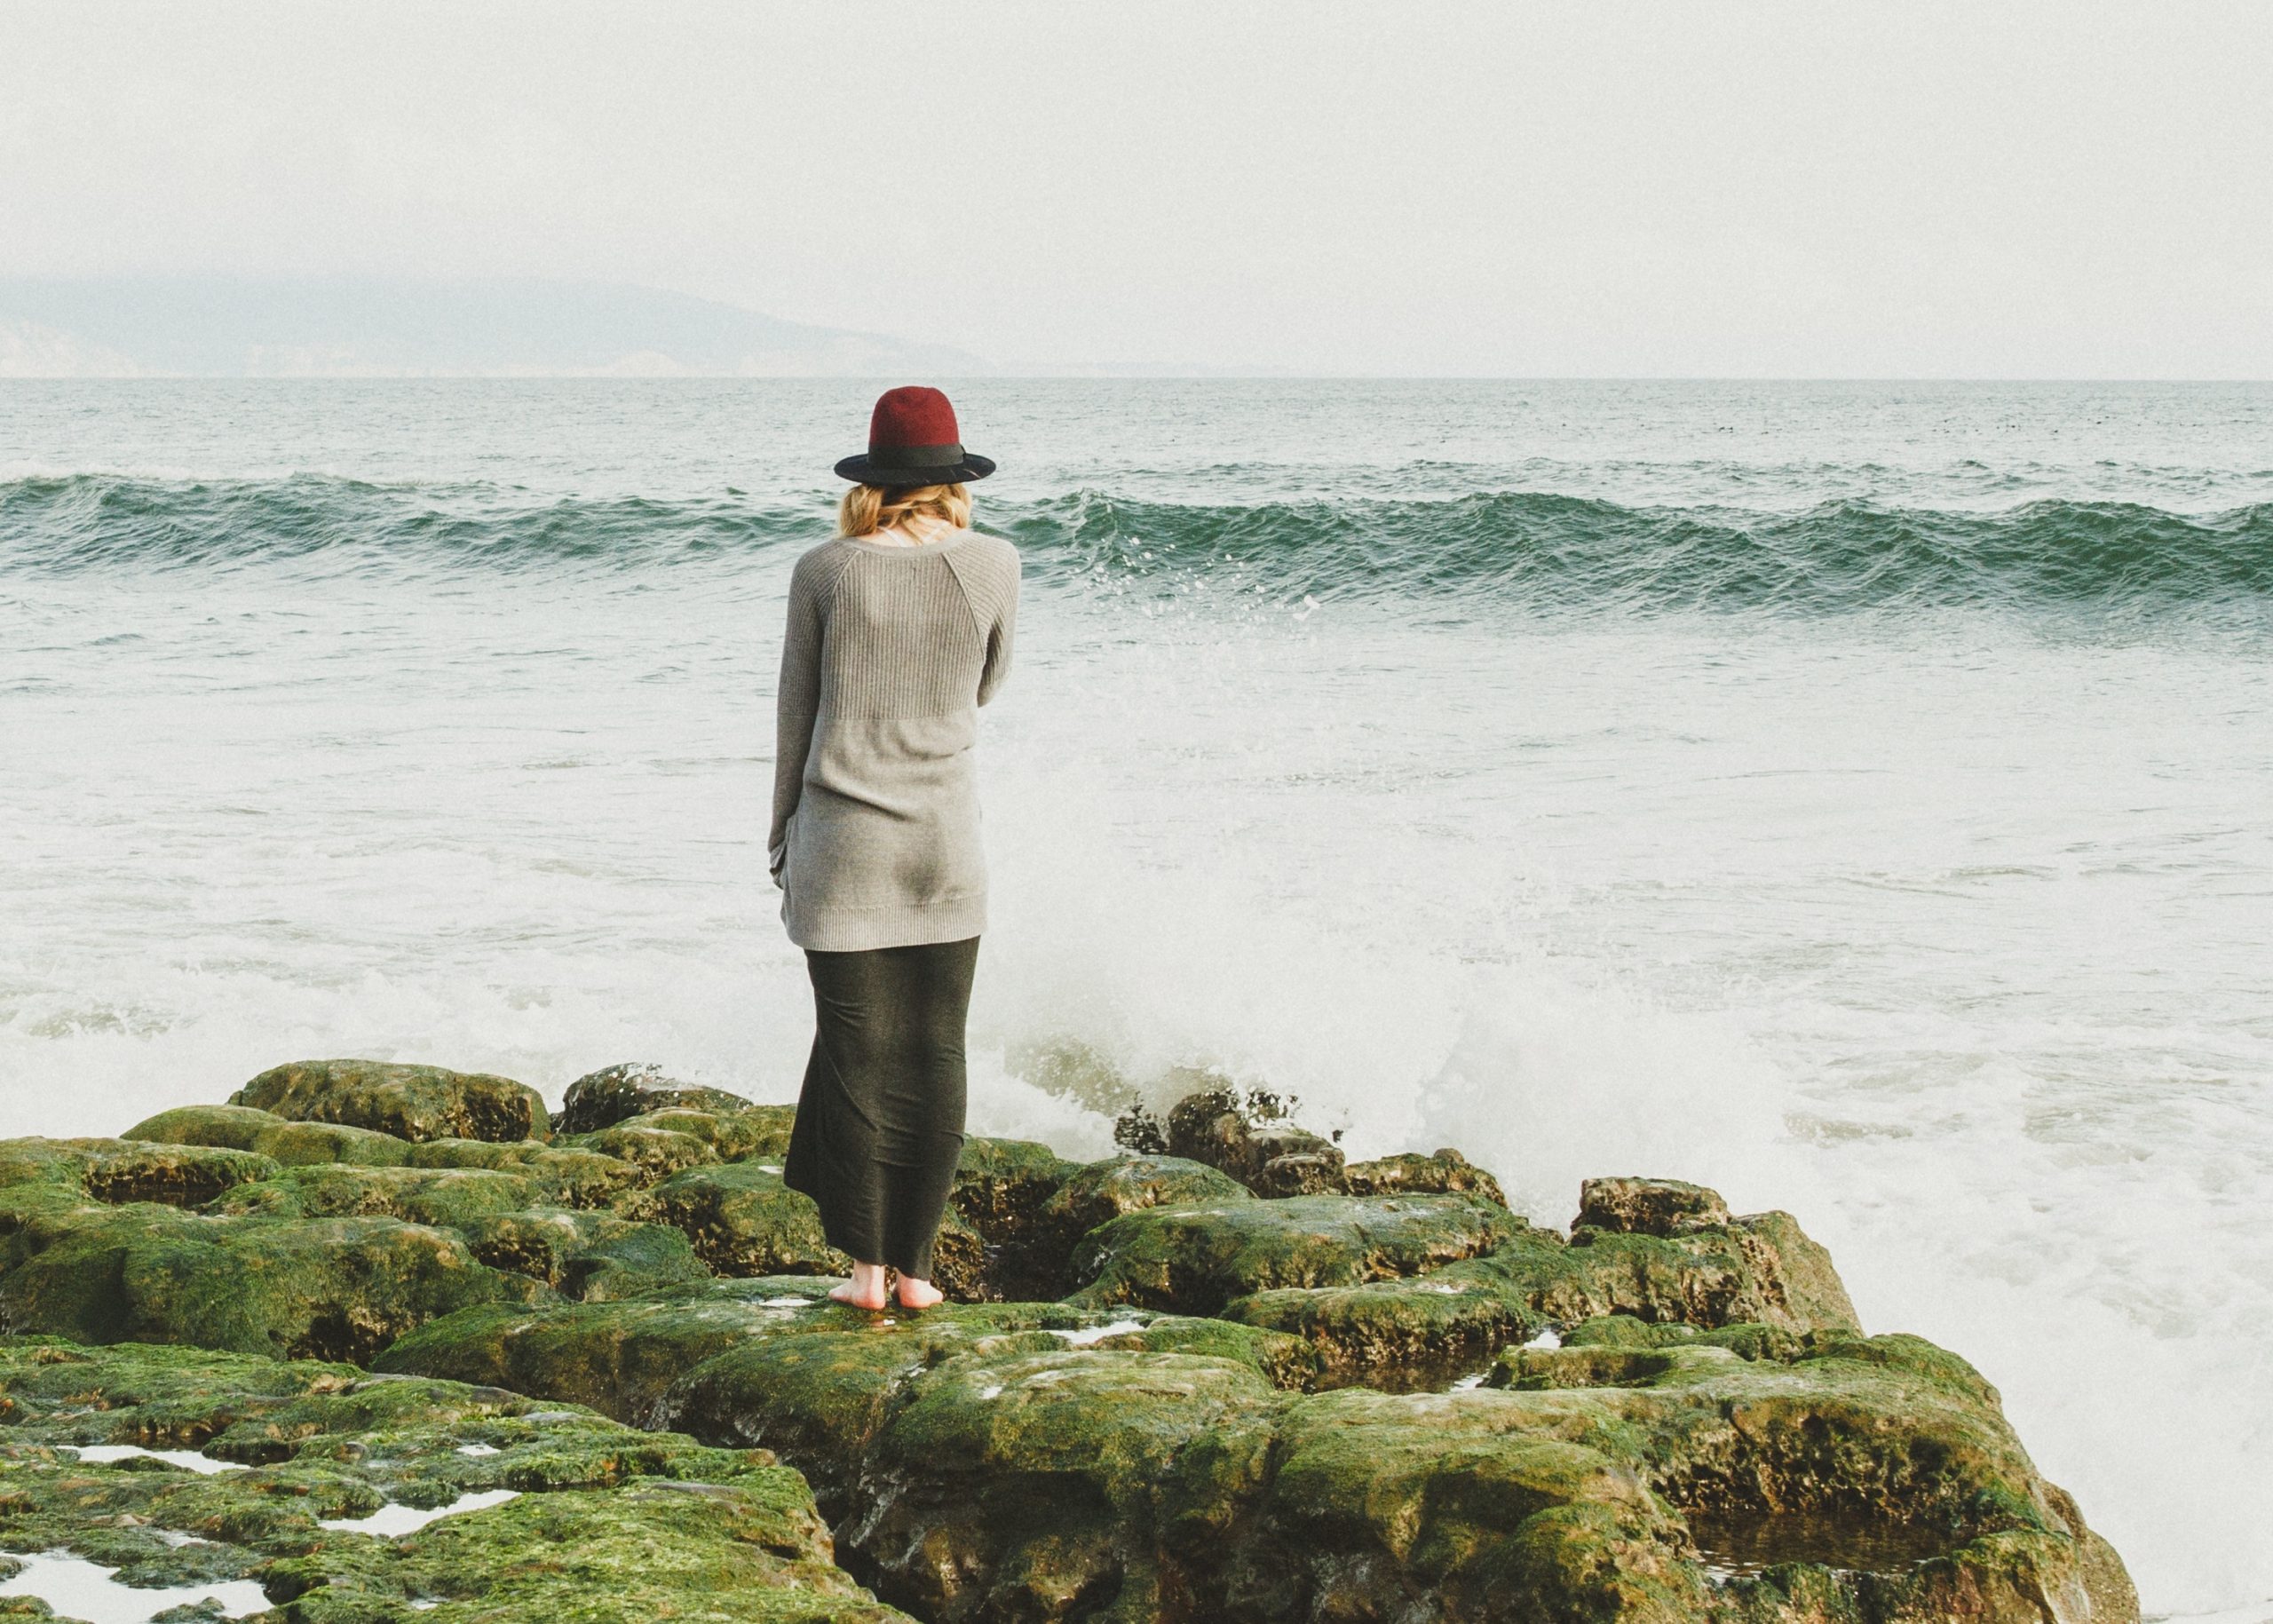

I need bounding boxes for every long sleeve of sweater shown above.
[769,551,829,883]
[954,546,1019,707]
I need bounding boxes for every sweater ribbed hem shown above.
[784,891,988,953]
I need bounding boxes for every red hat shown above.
[834,385,995,487]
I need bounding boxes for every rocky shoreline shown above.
[0,1059,2136,1623]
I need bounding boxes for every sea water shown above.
[1,378,2268,1617]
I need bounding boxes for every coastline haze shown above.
[1,2,2268,377]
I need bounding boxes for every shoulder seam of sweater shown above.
[800,540,862,614]
[939,544,999,649]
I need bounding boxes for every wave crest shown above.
[4,472,2269,614]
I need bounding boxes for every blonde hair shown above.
[837,482,972,539]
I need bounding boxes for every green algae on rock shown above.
[233,1060,547,1145]
[209,1164,541,1228]
[551,1121,721,1179]
[1429,1209,1863,1335]
[121,1103,294,1153]
[550,1061,760,1136]
[0,1336,914,1623]
[1219,1274,1544,1390]
[1035,1153,1248,1239]
[0,1199,541,1364]
[630,1105,797,1163]
[0,1075,2142,1624]
[1341,1147,1509,1208]
[0,1137,279,1210]
[455,1208,709,1301]
[1068,1192,1521,1315]
[121,1102,431,1173]
[623,1161,848,1278]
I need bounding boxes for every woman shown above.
[771,385,1020,1312]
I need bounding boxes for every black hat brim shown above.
[834,452,995,487]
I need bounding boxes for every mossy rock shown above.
[1067,1192,1521,1317]
[1232,1384,1697,1621]
[400,1139,647,1209]
[402,1137,536,1170]
[209,1164,540,1230]
[375,1281,851,1424]
[1577,1175,1731,1235]
[949,1137,1082,1237]
[1042,1153,1252,1232]
[1560,1311,1808,1362]
[620,1107,787,1163]
[1020,1153,1252,1295]
[1431,1207,1862,1335]
[0,1200,540,1362]
[557,1122,718,1180]
[234,1059,546,1145]
[267,1477,907,1622]
[657,1303,1316,1510]
[371,1279,2136,1624]
[550,1061,759,1136]
[848,1347,1282,1620]
[622,1162,845,1280]
[0,1336,913,1623]
[0,1136,278,1208]
[1220,1273,1543,1390]
[118,1104,291,1153]
[1342,1148,1508,1208]
[455,1207,709,1301]
[253,1120,418,1168]
[1165,1086,1347,1196]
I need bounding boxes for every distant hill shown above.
[0,276,994,378]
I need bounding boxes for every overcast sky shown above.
[3,2,2269,376]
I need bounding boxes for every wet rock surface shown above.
[1341,1146,1509,1207]
[1579,1175,1734,1235]
[0,1335,912,1621]
[0,1071,2136,1624]
[232,1061,548,1145]
[1165,1084,1348,1197]
[550,1060,761,1136]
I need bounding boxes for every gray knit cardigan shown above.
[768,529,1021,951]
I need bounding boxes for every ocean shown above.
[2,378,2268,1616]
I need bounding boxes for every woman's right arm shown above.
[976,545,1021,707]
[769,557,824,885]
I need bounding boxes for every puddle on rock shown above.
[70,1445,243,1474]
[320,1488,520,1536]
[1686,1510,1957,1580]
[1048,1319,1150,1347]
[0,1549,269,1622]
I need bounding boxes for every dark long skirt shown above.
[781,934,979,1280]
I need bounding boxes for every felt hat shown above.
[834,385,995,487]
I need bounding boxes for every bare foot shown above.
[894,1274,945,1311]
[830,1262,889,1311]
